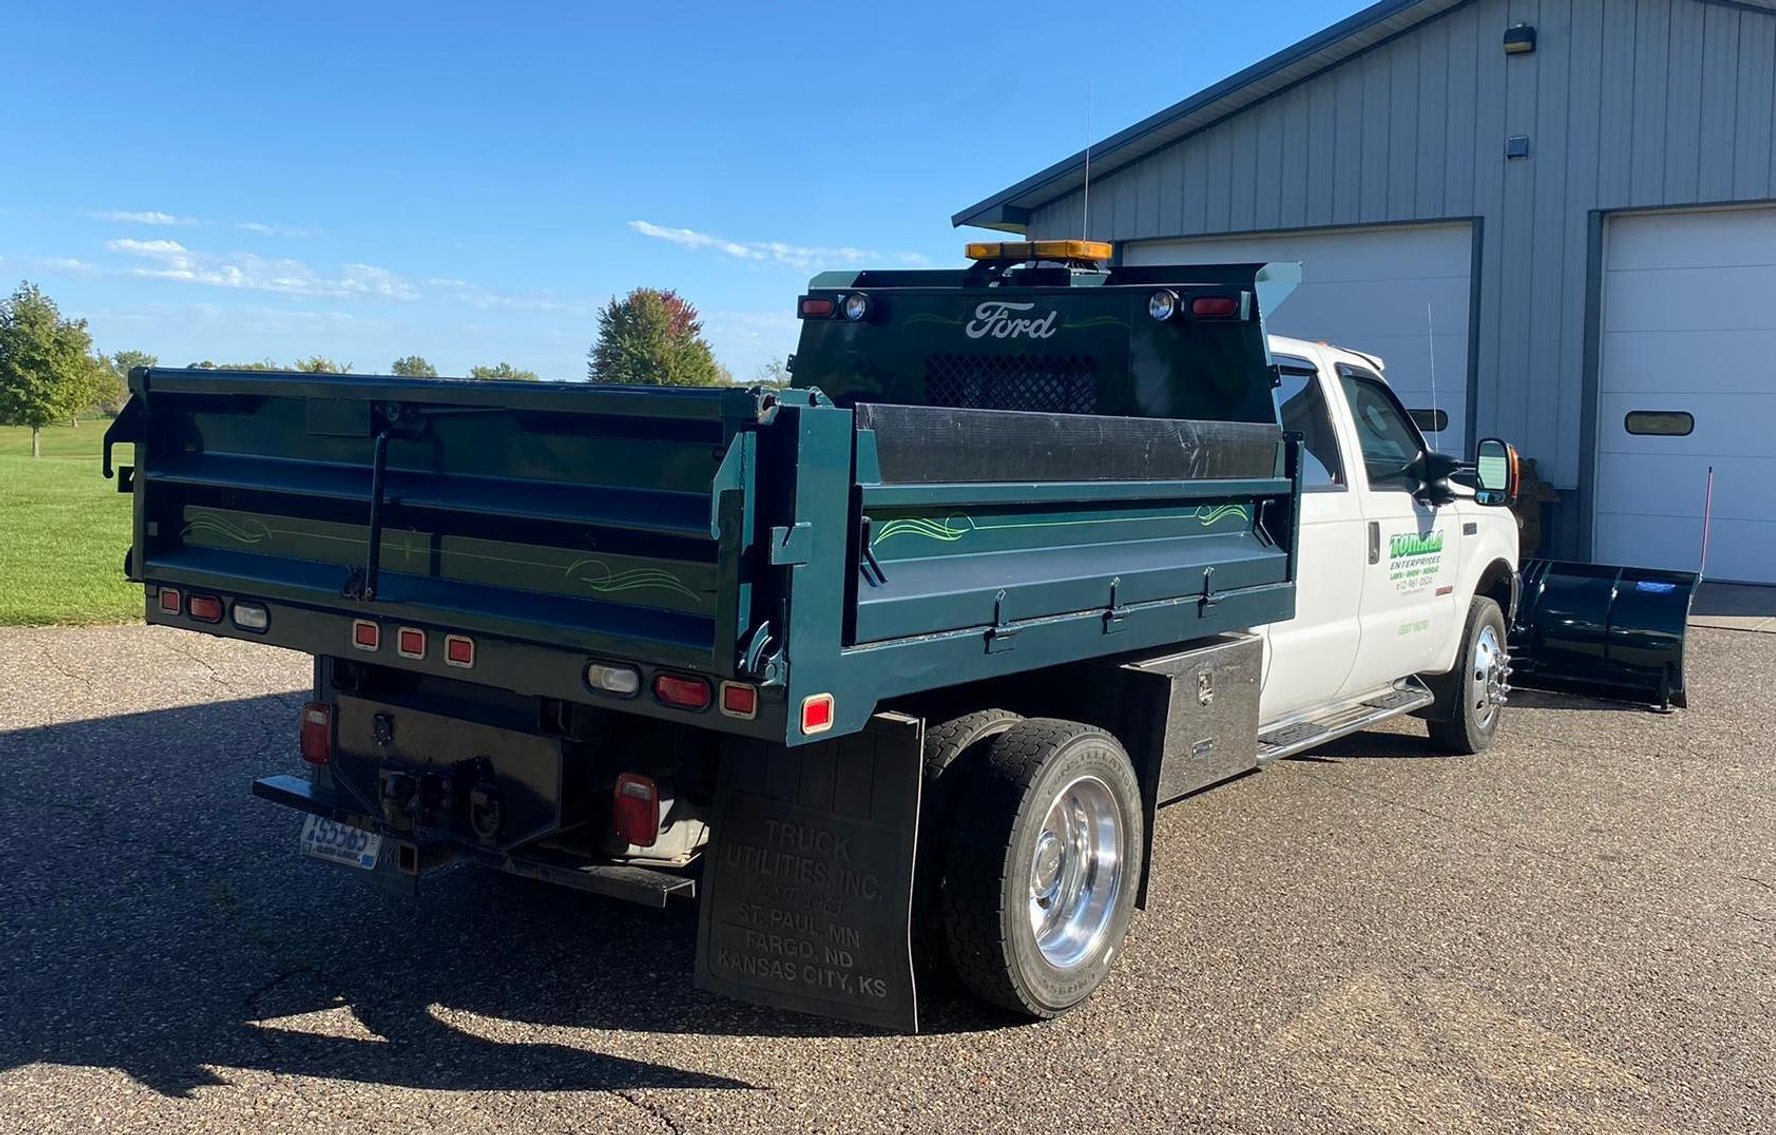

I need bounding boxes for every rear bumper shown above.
[251,773,695,908]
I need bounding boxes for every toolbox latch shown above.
[1104,576,1128,634]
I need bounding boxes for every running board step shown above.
[1256,679,1436,765]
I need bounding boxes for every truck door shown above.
[1335,363,1460,694]
[1258,354,1365,722]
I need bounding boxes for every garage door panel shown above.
[1605,208,1776,270]
[1594,329,1776,394]
[1267,278,1470,338]
[1604,264,1776,332]
[1124,226,1472,283]
[1592,452,1772,522]
[1598,391,1776,459]
[1597,207,1776,584]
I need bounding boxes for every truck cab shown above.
[1260,335,1519,752]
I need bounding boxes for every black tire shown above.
[941,718,1144,1018]
[912,708,1022,983]
[1426,596,1509,755]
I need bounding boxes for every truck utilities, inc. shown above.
[104,240,1533,1031]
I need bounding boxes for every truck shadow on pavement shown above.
[0,694,1007,1097]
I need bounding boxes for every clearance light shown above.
[801,693,835,736]
[188,594,224,623]
[965,239,1113,263]
[586,661,641,697]
[231,602,270,632]
[653,673,712,711]
[444,634,474,668]
[798,297,835,318]
[351,619,380,651]
[1190,295,1240,318]
[613,773,661,848]
[1148,290,1178,321]
[719,681,759,720]
[396,627,426,660]
[299,701,332,765]
[158,588,182,615]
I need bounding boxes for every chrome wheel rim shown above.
[1027,774,1123,970]
[1471,624,1510,729]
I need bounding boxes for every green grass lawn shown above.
[0,422,141,625]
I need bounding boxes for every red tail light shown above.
[1190,295,1240,318]
[188,594,224,623]
[653,673,711,711]
[719,681,758,720]
[613,773,660,847]
[444,634,474,668]
[396,627,426,659]
[801,693,835,735]
[299,701,332,765]
[798,297,834,318]
[351,620,380,651]
[157,588,182,615]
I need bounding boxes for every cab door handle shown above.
[1367,521,1380,565]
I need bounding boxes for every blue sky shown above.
[0,0,1356,381]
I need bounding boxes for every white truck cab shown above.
[1257,336,1520,755]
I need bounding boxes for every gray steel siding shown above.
[1026,0,1776,487]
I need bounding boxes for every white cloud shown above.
[105,238,417,301]
[90,210,196,226]
[628,220,929,271]
[88,209,312,237]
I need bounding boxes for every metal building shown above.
[954,0,1776,582]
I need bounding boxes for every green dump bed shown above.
[108,264,1301,745]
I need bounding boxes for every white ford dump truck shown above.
[112,246,1535,1030]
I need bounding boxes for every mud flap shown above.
[696,712,923,1032]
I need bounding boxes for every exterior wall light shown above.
[1503,24,1536,54]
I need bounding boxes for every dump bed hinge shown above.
[769,521,812,566]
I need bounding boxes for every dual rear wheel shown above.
[920,716,1144,1018]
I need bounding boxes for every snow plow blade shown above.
[1508,559,1699,711]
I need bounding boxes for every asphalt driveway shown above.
[1,624,1770,1134]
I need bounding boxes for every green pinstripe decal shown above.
[871,503,1251,546]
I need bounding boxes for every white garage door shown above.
[1595,206,1776,584]
[1124,223,1473,444]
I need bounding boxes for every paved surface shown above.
[1,625,1771,1134]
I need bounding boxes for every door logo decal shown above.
[1388,530,1447,595]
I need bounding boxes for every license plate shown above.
[300,814,383,870]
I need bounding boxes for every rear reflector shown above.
[299,701,332,765]
[653,673,712,711]
[396,627,426,659]
[719,681,758,720]
[586,661,641,696]
[231,602,269,632]
[801,693,835,735]
[188,594,224,623]
[158,588,181,615]
[799,297,834,318]
[351,620,380,651]
[613,772,660,848]
[1190,295,1240,318]
[444,634,474,668]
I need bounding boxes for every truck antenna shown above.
[1081,79,1093,241]
[1425,301,1441,440]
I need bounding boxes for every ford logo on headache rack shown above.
[964,301,1058,341]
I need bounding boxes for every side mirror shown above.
[1473,437,1519,506]
[1414,451,1462,505]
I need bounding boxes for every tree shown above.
[468,362,539,382]
[754,359,791,389]
[187,359,281,371]
[587,287,723,387]
[93,348,154,415]
[293,355,351,374]
[0,281,96,456]
[390,355,437,377]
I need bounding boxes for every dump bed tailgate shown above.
[109,369,771,675]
